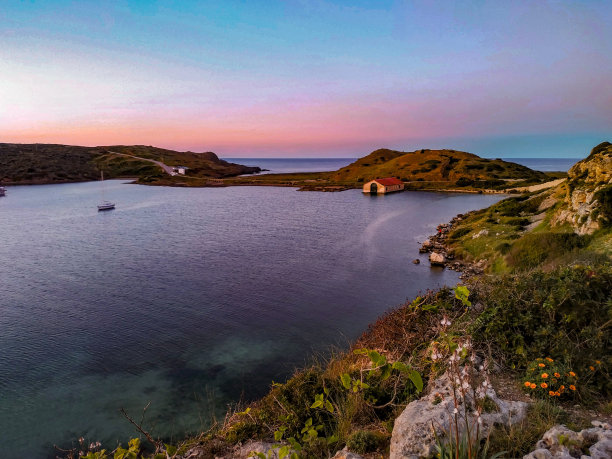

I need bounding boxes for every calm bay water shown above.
[224,157,579,174]
[0,182,504,457]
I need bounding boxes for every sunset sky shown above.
[1,0,610,158]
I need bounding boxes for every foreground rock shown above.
[390,372,527,459]
[523,422,612,459]
[331,449,365,459]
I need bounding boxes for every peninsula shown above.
[0,143,261,185]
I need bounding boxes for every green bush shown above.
[470,264,612,395]
[449,227,472,239]
[455,177,474,187]
[345,430,387,454]
[505,232,588,269]
[506,217,530,228]
[495,242,512,254]
[494,194,546,217]
[594,184,612,224]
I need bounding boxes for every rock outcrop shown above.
[552,142,612,235]
[523,421,612,459]
[389,372,527,459]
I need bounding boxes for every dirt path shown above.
[505,178,566,193]
[108,151,176,175]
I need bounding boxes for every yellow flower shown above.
[538,363,546,368]
[524,381,531,387]
[570,385,576,391]
[541,373,548,379]
[541,383,548,389]
[530,383,536,389]
[554,372,561,378]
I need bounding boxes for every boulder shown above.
[523,422,612,459]
[472,229,489,239]
[429,252,446,265]
[331,450,365,459]
[389,372,527,459]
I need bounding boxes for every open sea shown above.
[1,180,504,457]
[224,157,580,174]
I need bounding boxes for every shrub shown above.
[345,430,387,454]
[594,184,612,224]
[505,232,588,269]
[455,177,474,187]
[470,264,612,395]
[449,227,472,239]
[495,242,511,255]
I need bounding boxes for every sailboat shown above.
[97,171,115,211]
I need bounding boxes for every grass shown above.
[487,400,568,457]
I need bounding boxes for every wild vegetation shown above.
[0,143,260,185]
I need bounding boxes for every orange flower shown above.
[560,385,565,390]
[570,385,576,391]
[538,363,546,368]
[595,360,601,364]
[549,390,555,396]
[546,357,554,362]
[589,366,595,371]
[541,373,548,378]
[554,372,561,378]
[530,383,536,389]
[524,381,531,387]
[569,371,576,377]
[541,382,548,389]
[555,391,561,396]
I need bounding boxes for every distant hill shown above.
[0,143,261,185]
[329,148,548,187]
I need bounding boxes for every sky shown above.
[0,0,610,158]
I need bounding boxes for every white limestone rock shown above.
[389,372,527,459]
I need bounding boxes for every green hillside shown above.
[331,148,549,189]
[0,143,261,185]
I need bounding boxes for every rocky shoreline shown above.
[418,212,486,279]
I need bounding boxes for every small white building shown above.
[363,177,405,194]
[173,166,189,175]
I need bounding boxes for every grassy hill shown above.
[330,148,549,189]
[0,143,261,185]
[229,147,556,192]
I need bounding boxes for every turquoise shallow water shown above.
[0,182,504,457]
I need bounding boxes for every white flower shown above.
[477,417,483,425]
[440,317,452,327]
[453,408,458,414]
[462,381,470,389]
